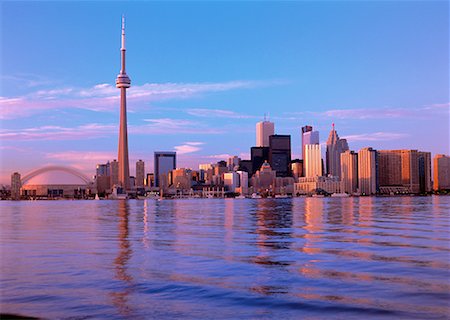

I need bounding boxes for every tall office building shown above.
[256,120,275,147]
[110,159,119,187]
[116,17,131,190]
[96,162,110,177]
[433,154,450,191]
[11,172,21,200]
[326,124,349,177]
[358,147,378,195]
[269,134,291,177]
[418,152,432,193]
[301,125,319,160]
[378,150,420,194]
[154,152,176,188]
[341,150,358,194]
[291,159,303,181]
[251,146,270,176]
[135,160,145,188]
[304,144,322,178]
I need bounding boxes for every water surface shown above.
[1,197,449,319]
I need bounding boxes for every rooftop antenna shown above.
[332,122,335,130]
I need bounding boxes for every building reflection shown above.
[298,198,324,277]
[224,199,234,261]
[253,199,293,266]
[111,200,134,318]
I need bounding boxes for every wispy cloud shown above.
[342,132,409,142]
[0,117,222,141]
[0,123,115,141]
[186,108,255,119]
[320,103,449,120]
[0,80,274,119]
[174,142,204,154]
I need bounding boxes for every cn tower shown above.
[116,16,131,190]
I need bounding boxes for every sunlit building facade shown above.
[433,154,450,191]
[304,144,322,178]
[135,160,145,188]
[340,150,358,194]
[358,147,378,195]
[256,120,275,147]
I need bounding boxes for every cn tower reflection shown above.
[111,200,134,318]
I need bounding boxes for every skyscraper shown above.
[378,150,420,194]
[340,150,358,194]
[154,152,176,188]
[301,125,319,160]
[251,146,269,176]
[110,159,119,187]
[269,134,291,177]
[304,144,322,178]
[136,160,145,188]
[11,172,21,200]
[358,147,378,195]
[433,154,450,191]
[256,120,275,147]
[418,152,432,193]
[326,124,349,177]
[116,16,131,190]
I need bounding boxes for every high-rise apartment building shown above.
[135,160,145,188]
[378,150,421,194]
[269,134,291,177]
[433,154,450,191]
[11,172,21,200]
[256,120,275,147]
[341,150,358,194]
[326,124,349,177]
[358,147,378,195]
[301,125,319,160]
[304,144,322,178]
[110,159,119,187]
[418,152,432,193]
[154,152,176,188]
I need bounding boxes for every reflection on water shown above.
[1,197,449,319]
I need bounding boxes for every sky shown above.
[0,0,449,184]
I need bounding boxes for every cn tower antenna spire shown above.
[116,15,131,191]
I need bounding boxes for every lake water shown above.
[1,197,449,319]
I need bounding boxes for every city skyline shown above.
[1,1,449,184]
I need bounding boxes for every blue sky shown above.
[0,1,448,183]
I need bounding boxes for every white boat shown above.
[312,194,325,198]
[331,193,350,198]
[251,193,262,199]
[94,194,100,200]
[235,195,246,199]
[110,186,128,200]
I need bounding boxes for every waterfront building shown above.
[340,150,358,194]
[256,120,274,147]
[433,154,450,191]
[11,172,21,200]
[224,172,240,192]
[301,125,319,160]
[269,134,291,177]
[304,144,322,178]
[171,168,192,190]
[236,171,249,195]
[378,150,421,194]
[418,152,432,193]
[145,173,154,187]
[358,147,378,195]
[326,124,349,177]
[154,152,176,188]
[110,160,119,187]
[251,161,276,193]
[294,176,341,195]
[291,159,303,181]
[115,17,131,190]
[135,160,145,188]
[251,146,269,176]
